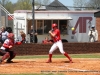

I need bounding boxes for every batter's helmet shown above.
[52,23,57,28]
[8,33,14,39]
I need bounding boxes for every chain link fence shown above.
[0,4,13,31]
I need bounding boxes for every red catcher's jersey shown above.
[51,29,61,42]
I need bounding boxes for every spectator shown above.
[19,31,26,43]
[29,26,38,43]
[42,37,53,44]
[1,26,9,43]
[0,28,3,44]
[88,25,98,42]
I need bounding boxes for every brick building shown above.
[94,11,100,42]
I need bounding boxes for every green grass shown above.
[15,53,100,59]
[71,54,100,58]
[0,53,100,59]
[0,73,64,75]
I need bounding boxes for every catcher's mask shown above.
[8,33,14,39]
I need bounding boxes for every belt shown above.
[55,40,60,42]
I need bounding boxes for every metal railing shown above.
[0,4,14,28]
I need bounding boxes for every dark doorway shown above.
[59,20,68,34]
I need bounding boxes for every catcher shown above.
[0,33,22,63]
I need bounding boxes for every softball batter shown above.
[46,23,73,63]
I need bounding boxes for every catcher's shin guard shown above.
[64,52,73,63]
[1,52,10,62]
[7,52,16,63]
[46,54,52,63]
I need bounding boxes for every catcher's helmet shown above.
[8,33,14,39]
[52,23,57,28]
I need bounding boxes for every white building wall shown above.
[14,13,27,40]
[13,10,96,43]
[68,13,95,42]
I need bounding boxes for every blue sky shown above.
[11,0,73,6]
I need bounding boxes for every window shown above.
[37,20,43,34]
[44,20,51,34]
[59,20,68,34]
[53,20,58,25]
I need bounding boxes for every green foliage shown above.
[15,53,100,59]
[15,0,32,10]
[0,0,13,13]
[0,0,51,13]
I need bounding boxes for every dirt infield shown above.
[0,58,100,75]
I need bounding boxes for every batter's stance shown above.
[46,23,73,63]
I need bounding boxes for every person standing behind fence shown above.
[88,25,98,42]
[1,26,9,43]
[29,26,38,43]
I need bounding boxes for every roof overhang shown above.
[35,16,72,20]
[27,16,72,20]
[94,11,100,17]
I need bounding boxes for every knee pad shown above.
[6,52,10,57]
[13,52,16,57]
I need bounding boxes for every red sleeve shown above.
[15,42,22,45]
[3,43,9,48]
[54,30,58,35]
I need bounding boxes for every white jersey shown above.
[88,30,98,42]
[0,39,17,50]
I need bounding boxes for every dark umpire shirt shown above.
[29,29,38,43]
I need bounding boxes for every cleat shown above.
[0,60,3,64]
[69,60,73,63]
[6,60,13,63]
[46,60,52,63]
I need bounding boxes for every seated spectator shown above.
[42,37,53,44]
[1,26,9,43]
[20,31,26,43]
[18,31,26,43]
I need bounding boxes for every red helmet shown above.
[52,23,57,28]
[8,33,14,39]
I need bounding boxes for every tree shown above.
[15,0,32,10]
[73,0,88,10]
[0,0,8,6]
[5,1,13,13]
[86,0,100,10]
[0,0,13,13]
[35,0,50,5]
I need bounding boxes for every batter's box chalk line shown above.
[68,68,100,74]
